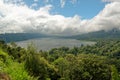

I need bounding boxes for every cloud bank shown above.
[0,0,120,35]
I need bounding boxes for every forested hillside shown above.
[0,33,48,43]
[1,28,120,43]
[0,40,120,80]
[68,29,120,40]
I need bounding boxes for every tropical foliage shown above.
[0,40,120,80]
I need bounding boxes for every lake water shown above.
[16,38,95,51]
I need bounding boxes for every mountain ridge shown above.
[65,28,120,40]
[0,33,49,42]
[0,28,120,42]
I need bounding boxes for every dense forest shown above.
[0,40,120,80]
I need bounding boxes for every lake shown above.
[16,38,95,51]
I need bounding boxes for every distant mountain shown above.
[0,33,49,43]
[0,28,120,43]
[67,28,120,40]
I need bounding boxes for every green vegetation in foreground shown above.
[0,40,120,80]
[0,48,37,80]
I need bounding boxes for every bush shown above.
[0,49,37,80]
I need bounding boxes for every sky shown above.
[0,0,120,35]
[24,0,106,19]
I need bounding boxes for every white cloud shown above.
[0,0,120,35]
[71,0,77,4]
[60,0,77,8]
[102,0,120,2]
[4,0,25,5]
[60,0,66,8]
[44,0,49,3]
[86,2,120,32]
[34,0,38,2]
[30,3,38,8]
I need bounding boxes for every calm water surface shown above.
[16,38,95,51]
